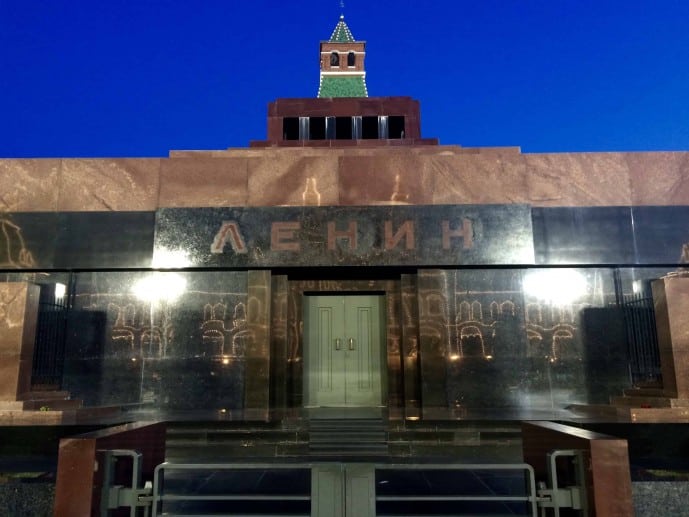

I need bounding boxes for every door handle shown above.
[335,338,342,351]
[348,338,355,350]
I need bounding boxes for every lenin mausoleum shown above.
[1,14,689,517]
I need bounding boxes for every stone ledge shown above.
[0,406,121,425]
[611,396,689,408]
[622,407,689,423]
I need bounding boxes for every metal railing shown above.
[151,462,312,517]
[375,463,539,516]
[150,461,541,516]
[98,450,589,516]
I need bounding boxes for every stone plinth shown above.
[522,421,634,516]
[652,276,689,399]
[54,422,166,516]
[0,282,39,402]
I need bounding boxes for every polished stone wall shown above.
[0,282,39,401]
[417,268,629,414]
[155,204,534,268]
[0,212,154,269]
[2,148,689,212]
[0,265,645,414]
[3,205,689,271]
[63,271,250,409]
[2,146,689,415]
[0,206,679,414]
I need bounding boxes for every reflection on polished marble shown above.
[59,159,160,211]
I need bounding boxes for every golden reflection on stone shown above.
[302,177,321,206]
[0,217,35,268]
[390,173,410,203]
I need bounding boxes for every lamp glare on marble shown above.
[132,273,187,303]
[523,269,588,305]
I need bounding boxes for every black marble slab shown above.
[0,211,155,270]
[631,206,689,265]
[154,205,535,268]
[532,207,635,265]
[63,270,250,408]
[0,212,58,269]
[54,211,155,268]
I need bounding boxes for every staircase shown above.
[165,419,309,462]
[164,412,524,463]
[307,408,388,457]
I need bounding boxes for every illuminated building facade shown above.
[1,14,688,515]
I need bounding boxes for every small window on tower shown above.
[388,116,406,139]
[330,52,339,66]
[335,117,353,140]
[347,52,355,67]
[361,116,378,139]
[282,118,299,140]
[310,117,326,140]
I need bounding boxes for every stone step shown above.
[623,387,667,398]
[167,429,307,442]
[611,396,689,408]
[21,399,83,411]
[308,417,388,456]
[309,431,387,441]
[0,402,26,411]
[165,420,523,460]
[0,405,120,425]
[20,391,71,401]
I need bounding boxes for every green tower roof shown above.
[318,75,368,98]
[329,15,355,43]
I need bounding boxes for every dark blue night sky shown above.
[2,0,689,157]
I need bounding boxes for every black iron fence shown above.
[31,282,70,387]
[622,292,662,385]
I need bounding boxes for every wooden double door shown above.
[304,295,385,407]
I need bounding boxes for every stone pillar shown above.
[245,270,271,415]
[0,282,39,402]
[417,270,449,415]
[652,276,689,399]
[401,274,421,419]
[270,275,289,411]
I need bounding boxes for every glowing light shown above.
[523,269,588,305]
[152,248,192,268]
[485,355,493,360]
[131,357,137,362]
[132,273,187,302]
[54,283,66,300]
[449,354,460,361]
[222,357,230,365]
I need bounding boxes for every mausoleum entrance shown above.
[303,293,386,408]
[271,275,409,412]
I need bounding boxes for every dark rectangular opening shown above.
[362,116,379,139]
[389,116,405,139]
[282,117,299,140]
[309,117,326,140]
[335,116,353,140]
